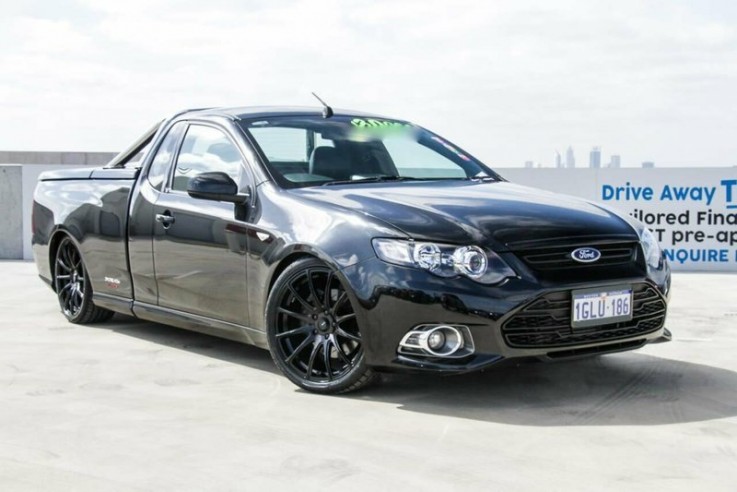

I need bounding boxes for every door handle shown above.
[155,211,175,228]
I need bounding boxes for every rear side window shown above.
[171,125,244,192]
[147,122,186,191]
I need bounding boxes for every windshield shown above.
[240,116,497,188]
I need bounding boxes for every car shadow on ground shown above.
[95,314,737,427]
[361,355,737,426]
[93,314,278,374]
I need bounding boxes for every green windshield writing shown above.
[350,118,412,128]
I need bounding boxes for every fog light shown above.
[427,330,446,351]
[398,324,475,359]
[424,326,462,356]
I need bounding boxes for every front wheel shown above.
[54,236,114,324]
[266,258,376,394]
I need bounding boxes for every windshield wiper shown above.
[323,176,469,186]
[323,176,421,186]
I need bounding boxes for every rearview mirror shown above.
[187,172,249,204]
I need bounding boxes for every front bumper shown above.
[340,257,671,373]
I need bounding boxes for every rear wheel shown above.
[54,237,114,324]
[266,258,376,394]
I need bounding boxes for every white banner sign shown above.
[503,168,737,272]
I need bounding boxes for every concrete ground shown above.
[1,261,736,491]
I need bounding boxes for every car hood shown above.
[289,181,638,251]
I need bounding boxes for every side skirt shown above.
[131,301,269,349]
[93,292,135,316]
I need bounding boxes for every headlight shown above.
[372,238,516,284]
[639,227,662,269]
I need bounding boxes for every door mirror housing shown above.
[187,172,249,204]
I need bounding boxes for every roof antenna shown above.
[311,92,334,118]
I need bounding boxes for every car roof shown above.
[179,106,394,121]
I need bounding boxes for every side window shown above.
[171,125,244,192]
[315,132,334,149]
[147,122,186,190]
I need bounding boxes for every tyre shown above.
[266,257,376,394]
[53,236,114,324]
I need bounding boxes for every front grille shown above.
[501,283,666,348]
[517,241,640,271]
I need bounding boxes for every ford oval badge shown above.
[571,247,601,263]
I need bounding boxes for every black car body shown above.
[32,106,671,393]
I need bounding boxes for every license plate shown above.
[571,286,633,328]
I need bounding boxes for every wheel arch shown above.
[48,228,83,292]
[264,244,358,306]
[267,252,315,297]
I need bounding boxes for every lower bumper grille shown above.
[501,283,666,348]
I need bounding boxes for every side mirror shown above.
[187,172,249,204]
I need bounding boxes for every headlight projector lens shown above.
[453,246,488,279]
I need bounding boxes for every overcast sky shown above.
[1,0,735,167]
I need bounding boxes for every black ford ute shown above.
[32,106,671,394]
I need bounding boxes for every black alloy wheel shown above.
[266,257,376,393]
[54,236,114,324]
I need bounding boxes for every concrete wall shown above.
[0,151,116,166]
[0,165,23,259]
